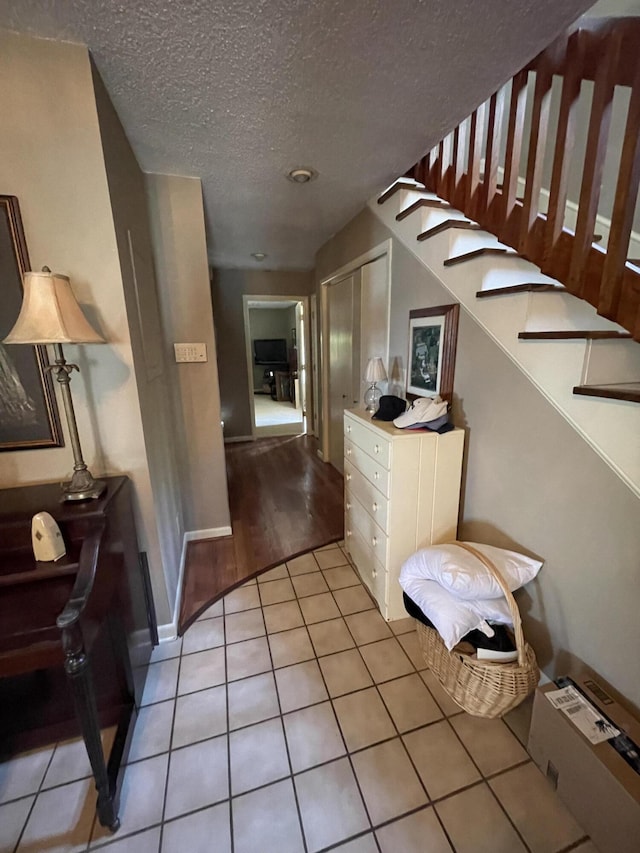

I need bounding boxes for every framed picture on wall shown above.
[407,303,459,402]
[0,194,63,450]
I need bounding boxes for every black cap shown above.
[372,395,407,421]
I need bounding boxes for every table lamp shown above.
[3,267,107,501]
[364,357,387,414]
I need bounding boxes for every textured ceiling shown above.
[1,0,593,270]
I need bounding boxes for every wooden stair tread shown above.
[444,246,514,267]
[377,179,425,205]
[476,283,566,299]
[518,330,632,340]
[417,220,481,241]
[396,198,450,221]
[573,383,640,403]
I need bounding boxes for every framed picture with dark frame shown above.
[0,194,63,451]
[407,303,460,403]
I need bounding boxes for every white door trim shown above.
[242,294,311,440]
[320,239,392,463]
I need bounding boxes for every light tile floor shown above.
[0,542,596,853]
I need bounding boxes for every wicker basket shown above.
[415,542,539,718]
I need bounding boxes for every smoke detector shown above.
[286,167,317,184]
[251,252,267,261]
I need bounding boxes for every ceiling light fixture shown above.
[251,252,267,261]
[286,167,317,184]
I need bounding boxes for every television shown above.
[253,338,288,364]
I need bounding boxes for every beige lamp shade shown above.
[365,357,387,383]
[3,270,105,345]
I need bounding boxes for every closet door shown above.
[328,274,359,473]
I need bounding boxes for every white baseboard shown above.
[156,525,233,642]
[316,449,325,461]
[224,435,255,444]
[157,622,180,642]
[185,526,233,541]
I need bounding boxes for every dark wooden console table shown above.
[0,476,154,830]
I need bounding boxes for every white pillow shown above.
[401,542,542,600]
[399,575,513,651]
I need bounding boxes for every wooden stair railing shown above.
[406,17,640,343]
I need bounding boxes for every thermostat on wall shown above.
[174,343,207,363]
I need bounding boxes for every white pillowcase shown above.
[401,541,542,600]
[399,575,513,651]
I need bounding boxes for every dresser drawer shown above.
[344,460,389,533]
[344,415,392,468]
[345,523,388,608]
[347,491,388,567]
[344,439,390,498]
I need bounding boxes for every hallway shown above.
[179,435,343,632]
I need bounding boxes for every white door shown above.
[295,301,306,415]
[328,274,359,473]
[310,294,319,436]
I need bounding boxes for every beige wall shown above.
[92,63,183,623]
[211,268,314,438]
[0,31,172,623]
[146,175,230,534]
[316,206,640,711]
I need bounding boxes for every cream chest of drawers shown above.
[343,408,464,621]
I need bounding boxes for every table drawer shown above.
[344,439,390,498]
[344,415,392,468]
[344,460,389,533]
[346,490,388,567]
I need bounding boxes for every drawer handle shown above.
[372,569,377,578]
[346,425,352,433]
[374,471,380,480]
[346,501,352,510]
[372,502,378,512]
[346,448,352,456]
[345,473,352,482]
[346,529,352,537]
[372,536,378,546]
[374,444,380,454]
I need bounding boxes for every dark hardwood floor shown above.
[178,434,344,634]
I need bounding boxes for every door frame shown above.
[320,239,392,463]
[242,294,311,440]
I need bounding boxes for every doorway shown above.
[243,295,311,439]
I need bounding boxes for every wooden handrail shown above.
[408,17,640,342]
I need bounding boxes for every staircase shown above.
[371,180,640,498]
[404,17,640,343]
[370,16,640,498]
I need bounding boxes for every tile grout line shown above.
[10,739,58,853]
[156,624,185,853]
[442,707,535,852]
[333,577,457,852]
[223,586,235,853]
[297,549,382,853]
[258,587,309,853]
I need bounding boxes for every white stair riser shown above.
[395,187,443,215]
[524,291,627,333]
[417,207,471,232]
[448,230,508,257]
[585,339,640,385]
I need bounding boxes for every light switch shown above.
[174,343,208,363]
